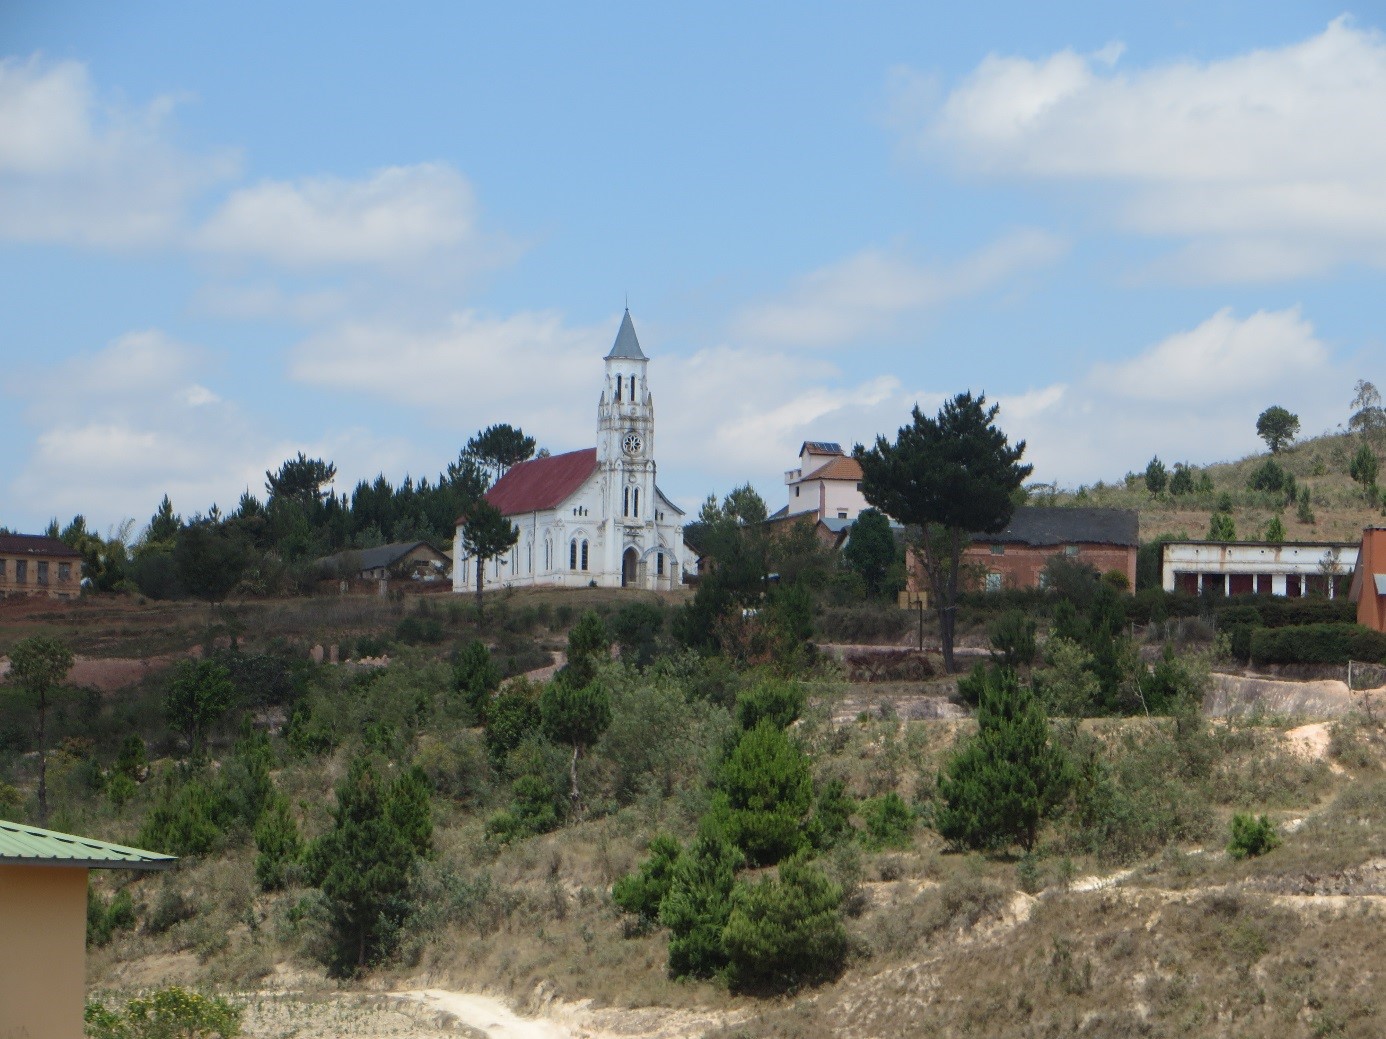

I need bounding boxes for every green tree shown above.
[264,452,337,510]
[660,832,742,979]
[935,668,1071,853]
[711,719,814,866]
[988,609,1037,670]
[254,793,303,891]
[458,499,518,616]
[1208,512,1236,542]
[1350,380,1385,445]
[305,757,420,974]
[172,520,250,602]
[1350,442,1379,493]
[1144,456,1167,495]
[1168,462,1195,496]
[465,423,537,482]
[722,854,848,993]
[1247,458,1287,493]
[451,640,502,722]
[1255,405,1300,453]
[483,679,542,771]
[164,659,235,759]
[540,679,612,815]
[144,494,182,548]
[842,508,896,597]
[608,601,666,668]
[856,392,1032,672]
[735,678,805,731]
[5,635,73,824]
[559,610,610,689]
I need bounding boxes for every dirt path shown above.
[393,990,572,1038]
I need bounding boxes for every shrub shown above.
[1249,623,1386,665]
[483,679,542,772]
[612,833,682,926]
[861,791,915,850]
[1247,458,1287,492]
[138,778,224,858]
[988,610,1037,669]
[85,987,242,1039]
[735,678,806,731]
[451,640,501,723]
[808,777,855,850]
[254,793,303,891]
[1228,813,1280,859]
[722,855,848,993]
[87,887,136,947]
[609,601,667,668]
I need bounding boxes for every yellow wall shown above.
[0,864,89,1039]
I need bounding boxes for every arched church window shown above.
[544,539,551,570]
[633,489,639,517]
[570,540,577,570]
[623,487,629,517]
[581,540,589,571]
[657,552,664,576]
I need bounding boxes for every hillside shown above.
[1044,430,1383,544]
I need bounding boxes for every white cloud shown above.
[905,17,1386,278]
[196,163,509,269]
[0,54,236,247]
[994,308,1346,487]
[735,229,1065,347]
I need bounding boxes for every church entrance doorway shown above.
[622,547,639,588]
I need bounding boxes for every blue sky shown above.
[1,2,1380,535]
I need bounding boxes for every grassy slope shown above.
[1045,430,1384,544]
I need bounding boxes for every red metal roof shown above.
[476,448,598,518]
[0,534,81,558]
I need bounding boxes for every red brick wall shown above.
[908,542,1137,593]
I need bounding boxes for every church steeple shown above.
[605,308,647,360]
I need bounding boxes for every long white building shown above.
[1161,540,1359,598]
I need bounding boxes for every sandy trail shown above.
[393,990,572,1039]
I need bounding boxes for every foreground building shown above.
[454,311,687,592]
[0,533,83,600]
[0,819,174,1037]
[1162,540,1358,598]
[780,441,869,523]
[1349,527,1386,630]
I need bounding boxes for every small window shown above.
[990,544,1005,555]
[985,572,1003,592]
[1064,545,1080,556]
[795,486,800,497]
[570,540,578,570]
[58,562,71,582]
[856,482,862,491]
[0,559,6,580]
[15,560,26,584]
[623,487,629,517]
[633,489,639,517]
[837,510,847,519]
[657,553,665,576]
[37,562,49,585]
[581,540,589,571]
[615,375,622,402]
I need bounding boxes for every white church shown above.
[453,311,688,593]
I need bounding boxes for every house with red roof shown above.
[778,441,870,523]
[453,311,687,592]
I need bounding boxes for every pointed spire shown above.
[606,308,647,360]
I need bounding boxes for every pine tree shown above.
[935,668,1071,853]
[254,793,303,891]
[722,854,848,993]
[540,679,612,815]
[306,757,420,974]
[710,719,814,866]
[659,832,742,979]
[452,640,501,722]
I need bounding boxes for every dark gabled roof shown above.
[974,507,1139,548]
[318,541,446,574]
[0,534,81,559]
[605,309,647,360]
[0,819,176,870]
[476,448,599,518]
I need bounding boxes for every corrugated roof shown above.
[0,819,176,870]
[0,534,82,559]
[800,441,843,456]
[795,455,863,483]
[605,310,647,360]
[317,541,445,574]
[476,448,599,518]
[973,507,1139,548]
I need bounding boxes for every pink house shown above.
[780,442,870,523]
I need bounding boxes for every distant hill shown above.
[1039,431,1383,544]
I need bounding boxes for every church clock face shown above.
[621,430,644,456]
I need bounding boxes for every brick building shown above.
[906,507,1139,594]
[0,534,83,600]
[1349,527,1386,632]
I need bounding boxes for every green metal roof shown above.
[0,819,177,870]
